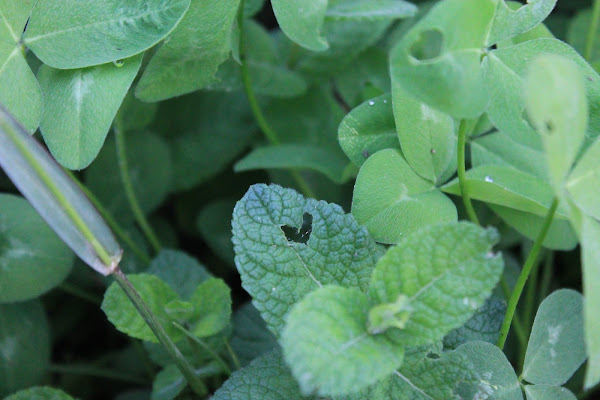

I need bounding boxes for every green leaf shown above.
[392,86,456,184]
[443,295,506,350]
[0,300,50,397]
[197,200,236,267]
[271,0,329,51]
[85,130,173,223]
[23,0,190,69]
[151,365,188,400]
[244,0,266,18]
[135,0,240,101]
[0,0,42,133]
[524,385,577,400]
[235,144,351,184]
[147,250,212,300]
[455,341,523,400]
[282,286,405,397]
[488,0,558,45]
[524,54,588,194]
[230,303,277,367]
[567,8,600,62]
[352,149,457,244]
[102,274,182,343]
[232,184,383,336]
[326,0,416,20]
[4,387,78,400]
[567,137,600,221]
[213,350,315,400]
[0,194,74,303]
[368,222,503,346]
[338,94,400,167]
[390,0,496,118]
[188,278,231,337]
[115,91,158,133]
[523,289,586,385]
[37,55,142,170]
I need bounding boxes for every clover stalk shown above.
[457,119,480,225]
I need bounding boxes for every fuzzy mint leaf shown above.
[488,0,558,45]
[232,184,384,337]
[369,222,504,346]
[188,278,232,338]
[282,286,405,397]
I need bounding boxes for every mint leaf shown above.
[524,385,576,400]
[488,0,558,45]
[147,250,212,300]
[189,278,231,338]
[523,289,586,386]
[369,222,503,346]
[271,0,328,52]
[37,54,142,169]
[4,387,78,400]
[232,184,383,336]
[23,0,190,69]
[352,149,457,244]
[282,286,405,396]
[230,303,277,367]
[213,350,315,400]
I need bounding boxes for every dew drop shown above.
[430,148,436,154]
[113,59,124,67]
[272,287,277,292]
[383,99,388,103]
[368,100,375,106]
[484,176,493,183]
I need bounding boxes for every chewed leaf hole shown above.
[281,212,313,244]
[409,29,444,61]
[426,352,441,359]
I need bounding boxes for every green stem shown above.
[49,363,148,385]
[237,1,316,199]
[114,127,162,253]
[58,282,102,305]
[500,277,528,351]
[172,322,232,375]
[584,0,600,61]
[113,269,205,395]
[68,171,151,264]
[497,198,559,350]
[523,248,546,332]
[224,338,241,370]
[457,119,480,225]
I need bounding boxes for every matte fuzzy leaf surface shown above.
[488,0,558,45]
[0,194,74,303]
[523,289,586,385]
[189,278,231,337]
[271,0,328,51]
[4,387,78,400]
[232,184,383,336]
[567,136,600,220]
[352,149,457,244]
[524,385,577,400]
[282,286,405,396]
[369,222,503,346]
[23,0,190,69]
[326,0,416,20]
[37,55,142,169]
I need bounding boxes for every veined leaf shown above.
[271,0,329,51]
[23,0,190,69]
[188,278,231,338]
[488,0,558,45]
[326,0,416,20]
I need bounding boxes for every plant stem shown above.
[523,248,547,333]
[497,198,559,350]
[224,338,241,370]
[114,127,162,253]
[538,252,554,305]
[68,171,151,264]
[237,1,316,199]
[113,269,205,395]
[584,0,600,61]
[49,363,148,385]
[172,322,232,375]
[499,277,528,351]
[58,282,102,305]
[457,119,480,225]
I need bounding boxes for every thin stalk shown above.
[523,249,546,332]
[49,363,148,385]
[172,322,232,375]
[497,198,559,350]
[499,277,528,351]
[224,338,241,370]
[114,127,162,253]
[68,171,151,264]
[113,269,205,395]
[237,1,316,199]
[58,282,102,305]
[457,119,480,225]
[584,0,600,61]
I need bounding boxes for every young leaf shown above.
[230,303,278,367]
[325,0,416,20]
[389,0,496,118]
[522,289,586,385]
[368,222,503,346]
[37,54,142,170]
[338,94,400,167]
[523,385,577,400]
[232,184,384,336]
[102,274,183,343]
[488,0,558,45]
[189,278,231,338]
[0,194,74,303]
[23,0,191,69]
[212,350,314,400]
[524,54,588,194]
[0,105,122,275]
[4,387,78,400]
[392,85,456,184]
[147,250,212,300]
[151,364,214,400]
[135,0,240,101]
[352,149,457,244]
[234,144,351,184]
[0,300,50,397]
[282,286,405,397]
[271,0,329,52]
[566,136,600,221]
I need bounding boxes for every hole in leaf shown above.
[426,352,440,359]
[281,213,313,244]
[409,29,444,61]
